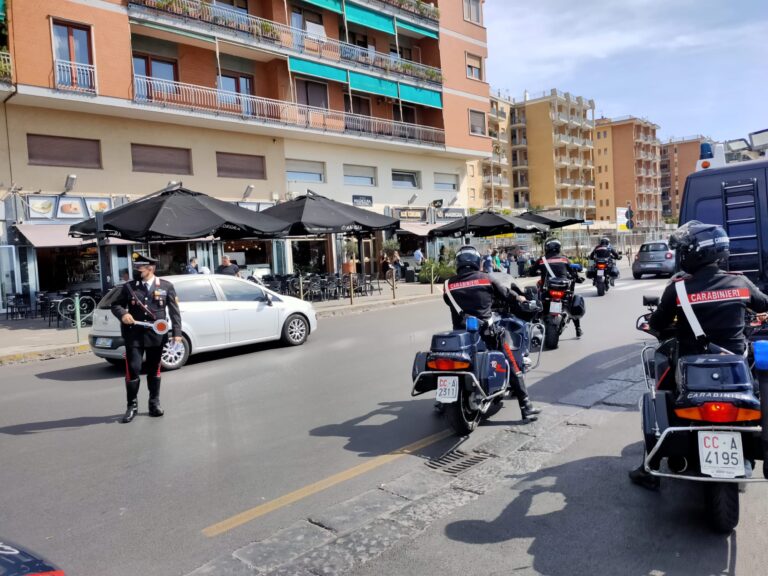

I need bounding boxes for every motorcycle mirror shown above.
[642,295,660,307]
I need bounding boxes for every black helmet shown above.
[669,220,730,274]
[455,245,482,272]
[599,237,610,247]
[544,239,561,257]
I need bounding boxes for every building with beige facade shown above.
[661,135,707,221]
[466,91,511,211]
[0,0,492,303]
[594,116,662,230]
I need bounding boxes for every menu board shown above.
[56,198,86,219]
[85,197,112,217]
[27,196,57,219]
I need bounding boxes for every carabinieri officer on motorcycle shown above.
[111,252,182,423]
[629,221,768,489]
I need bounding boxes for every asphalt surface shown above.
[1,273,678,576]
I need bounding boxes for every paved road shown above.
[1,274,670,576]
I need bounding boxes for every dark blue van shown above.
[679,157,768,290]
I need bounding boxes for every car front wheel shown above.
[282,314,309,346]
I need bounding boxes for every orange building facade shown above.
[661,136,707,221]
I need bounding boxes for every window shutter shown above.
[216,152,266,179]
[343,165,375,178]
[27,134,102,168]
[131,144,192,174]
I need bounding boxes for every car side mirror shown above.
[642,295,660,307]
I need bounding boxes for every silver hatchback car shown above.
[89,274,318,370]
[632,241,676,279]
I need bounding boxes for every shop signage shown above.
[352,195,373,207]
[436,208,465,220]
[395,208,426,221]
[23,195,112,221]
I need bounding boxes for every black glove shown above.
[576,276,585,283]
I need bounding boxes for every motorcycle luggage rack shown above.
[527,322,545,371]
[644,425,767,484]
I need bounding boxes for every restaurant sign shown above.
[352,195,373,207]
[436,208,465,220]
[395,208,426,221]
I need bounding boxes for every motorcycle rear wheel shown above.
[445,387,481,436]
[596,278,605,296]
[543,316,561,350]
[707,482,740,533]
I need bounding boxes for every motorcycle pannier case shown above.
[570,294,586,318]
[430,331,474,354]
[475,350,508,395]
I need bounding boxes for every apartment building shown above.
[508,89,596,220]
[594,116,662,230]
[661,135,707,221]
[0,0,491,301]
[466,92,511,211]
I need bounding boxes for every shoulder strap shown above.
[542,257,556,279]
[443,280,464,318]
[674,279,705,341]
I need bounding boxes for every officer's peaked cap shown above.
[131,252,158,266]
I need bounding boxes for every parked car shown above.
[89,275,317,370]
[632,241,676,279]
[0,538,64,575]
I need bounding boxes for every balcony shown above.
[0,52,12,83]
[510,115,526,127]
[512,182,529,191]
[511,159,528,169]
[355,0,440,25]
[483,175,510,187]
[54,60,96,94]
[490,108,508,120]
[492,154,509,165]
[128,0,442,86]
[586,200,596,208]
[132,75,445,147]
[554,133,571,146]
[510,138,527,148]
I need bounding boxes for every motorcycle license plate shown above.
[597,269,605,277]
[436,376,459,403]
[94,337,113,348]
[550,301,562,314]
[698,431,745,478]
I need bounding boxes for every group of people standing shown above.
[481,248,532,277]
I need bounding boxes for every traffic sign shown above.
[626,207,634,220]
[626,219,635,230]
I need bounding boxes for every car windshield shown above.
[97,286,123,310]
[640,243,668,252]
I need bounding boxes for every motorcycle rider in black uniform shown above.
[629,221,768,490]
[443,245,542,421]
[589,237,621,282]
[529,239,585,337]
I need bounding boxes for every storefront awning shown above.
[15,224,134,247]
[397,222,443,237]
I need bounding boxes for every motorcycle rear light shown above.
[674,403,761,423]
[665,252,673,259]
[427,358,470,371]
[597,263,606,269]
[549,290,565,299]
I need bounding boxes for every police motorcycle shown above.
[529,264,586,350]
[586,254,621,297]
[636,296,768,533]
[411,292,544,436]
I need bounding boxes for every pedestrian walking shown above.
[392,250,402,280]
[517,251,527,277]
[482,249,493,273]
[216,255,239,276]
[413,245,424,269]
[500,251,511,274]
[185,257,199,274]
[111,252,182,423]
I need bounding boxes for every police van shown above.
[678,144,768,290]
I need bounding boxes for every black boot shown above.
[509,372,541,422]
[575,321,583,338]
[519,397,541,422]
[629,465,660,491]
[122,378,140,423]
[147,376,164,417]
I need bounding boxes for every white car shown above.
[89,274,318,370]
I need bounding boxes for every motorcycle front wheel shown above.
[543,316,562,350]
[445,386,481,436]
[707,482,740,533]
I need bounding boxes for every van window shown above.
[175,278,218,302]
[692,197,723,225]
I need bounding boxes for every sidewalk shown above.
[0,274,540,366]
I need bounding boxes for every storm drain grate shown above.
[425,449,492,476]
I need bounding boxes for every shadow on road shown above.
[445,442,737,576]
[0,414,123,435]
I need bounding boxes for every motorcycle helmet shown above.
[455,245,482,273]
[544,239,561,257]
[669,220,730,274]
[599,237,610,247]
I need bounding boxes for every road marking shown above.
[202,429,454,537]
[596,350,639,370]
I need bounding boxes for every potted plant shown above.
[341,239,359,274]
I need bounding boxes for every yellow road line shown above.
[202,429,453,538]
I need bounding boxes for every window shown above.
[216,152,266,179]
[640,243,669,252]
[27,134,101,168]
[344,165,376,186]
[605,198,610,205]
[344,94,371,116]
[604,148,608,154]
[469,110,486,136]
[393,104,417,124]
[468,164,475,177]
[603,130,607,138]
[175,278,218,302]
[131,143,192,174]
[466,53,482,80]
[599,183,602,190]
[217,278,266,301]
[463,0,482,23]
[392,170,420,189]
[598,199,603,207]
[434,173,459,191]
[597,149,601,156]
[53,21,94,90]
[133,54,177,99]
[598,166,602,174]
[218,0,248,11]
[605,182,609,190]
[597,132,601,139]
[295,78,328,109]
[470,187,476,200]
[286,159,324,182]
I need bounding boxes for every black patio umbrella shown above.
[260,190,399,235]
[516,211,584,229]
[428,210,548,239]
[69,185,290,241]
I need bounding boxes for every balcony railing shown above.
[356,0,439,23]
[0,52,12,83]
[490,108,508,120]
[510,138,527,147]
[510,115,526,126]
[492,154,509,165]
[483,175,509,186]
[511,159,528,168]
[133,75,445,147]
[55,60,96,93]
[129,0,442,85]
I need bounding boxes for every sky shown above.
[483,0,768,143]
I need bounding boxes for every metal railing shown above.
[54,60,96,93]
[483,175,509,186]
[356,0,439,23]
[510,115,525,125]
[129,0,442,85]
[492,154,509,164]
[511,159,528,167]
[0,52,12,82]
[510,138,527,147]
[133,75,445,147]
[490,108,508,119]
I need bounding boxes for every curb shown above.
[316,292,442,319]
[0,343,92,366]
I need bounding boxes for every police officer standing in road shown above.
[111,252,182,423]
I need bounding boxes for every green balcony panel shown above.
[303,0,342,14]
[396,20,438,40]
[289,57,348,84]
[349,71,398,98]
[345,3,396,35]
[0,0,5,22]
[399,84,442,109]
